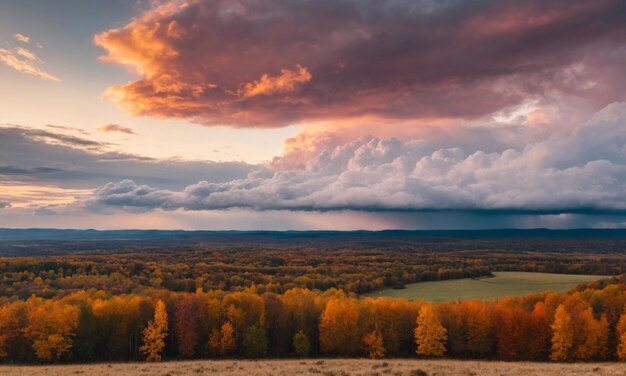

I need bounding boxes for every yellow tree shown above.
[414,304,447,357]
[219,322,237,355]
[26,300,80,361]
[464,300,492,356]
[617,309,626,361]
[560,293,608,361]
[140,300,168,361]
[319,298,360,355]
[0,304,15,358]
[362,331,385,359]
[550,304,573,361]
[583,314,609,361]
[207,328,221,356]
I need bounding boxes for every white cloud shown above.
[87,103,626,214]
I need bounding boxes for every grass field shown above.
[0,359,623,376]
[365,272,608,302]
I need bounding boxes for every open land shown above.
[364,271,611,301]
[1,359,624,376]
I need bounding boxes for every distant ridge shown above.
[3,228,626,241]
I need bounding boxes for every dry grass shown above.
[0,359,623,376]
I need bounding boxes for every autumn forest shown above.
[0,230,625,364]
[1,275,626,363]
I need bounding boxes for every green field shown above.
[365,271,609,302]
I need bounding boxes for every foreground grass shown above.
[1,359,624,376]
[365,272,609,301]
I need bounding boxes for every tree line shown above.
[0,275,625,363]
[1,246,622,299]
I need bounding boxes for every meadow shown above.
[364,272,610,301]
[1,359,624,376]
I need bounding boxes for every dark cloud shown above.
[98,123,136,135]
[0,201,10,209]
[46,124,91,136]
[88,102,626,214]
[0,166,63,175]
[95,0,626,127]
[1,125,107,151]
[33,206,56,216]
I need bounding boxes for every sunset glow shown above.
[2,0,626,229]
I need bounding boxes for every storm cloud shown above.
[95,0,626,127]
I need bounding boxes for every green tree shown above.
[243,324,268,358]
[292,330,311,357]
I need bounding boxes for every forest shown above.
[0,275,625,363]
[1,230,625,364]
[0,247,623,299]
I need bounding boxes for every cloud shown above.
[0,201,10,209]
[0,125,255,208]
[240,65,312,98]
[98,124,136,135]
[45,124,91,136]
[0,46,59,82]
[94,0,626,128]
[86,102,626,214]
[15,47,37,62]
[1,125,107,151]
[13,33,30,43]
[0,125,254,188]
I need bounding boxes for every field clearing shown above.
[0,359,623,376]
[365,272,609,301]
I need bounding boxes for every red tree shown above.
[175,294,201,357]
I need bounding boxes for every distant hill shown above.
[2,228,626,256]
[4,227,626,240]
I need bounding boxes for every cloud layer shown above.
[95,0,626,127]
[87,102,626,213]
[0,125,254,209]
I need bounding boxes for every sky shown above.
[1,0,626,230]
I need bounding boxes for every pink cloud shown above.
[241,65,311,98]
[15,47,38,62]
[98,123,136,135]
[13,33,30,43]
[95,0,626,128]
[0,47,59,82]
